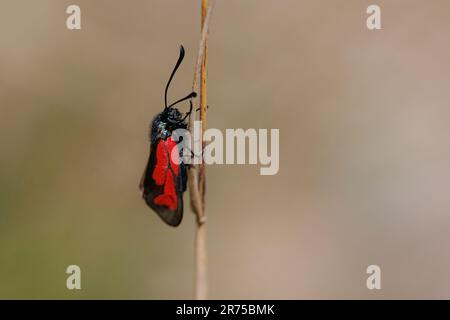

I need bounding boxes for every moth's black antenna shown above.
[168,91,197,109]
[165,45,185,110]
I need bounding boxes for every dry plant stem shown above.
[188,0,216,223]
[188,0,216,300]
[199,0,208,205]
[195,222,207,299]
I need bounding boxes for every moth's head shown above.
[150,107,184,142]
[164,107,183,125]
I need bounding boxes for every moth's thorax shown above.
[156,121,170,140]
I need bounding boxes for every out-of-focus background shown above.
[1,0,449,299]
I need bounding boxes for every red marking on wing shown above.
[152,138,180,210]
[152,142,169,185]
[154,170,177,210]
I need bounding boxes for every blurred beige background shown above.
[1,0,450,299]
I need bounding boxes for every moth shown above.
[140,45,196,227]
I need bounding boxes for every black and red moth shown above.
[140,45,196,227]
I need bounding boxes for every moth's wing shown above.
[142,138,183,227]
